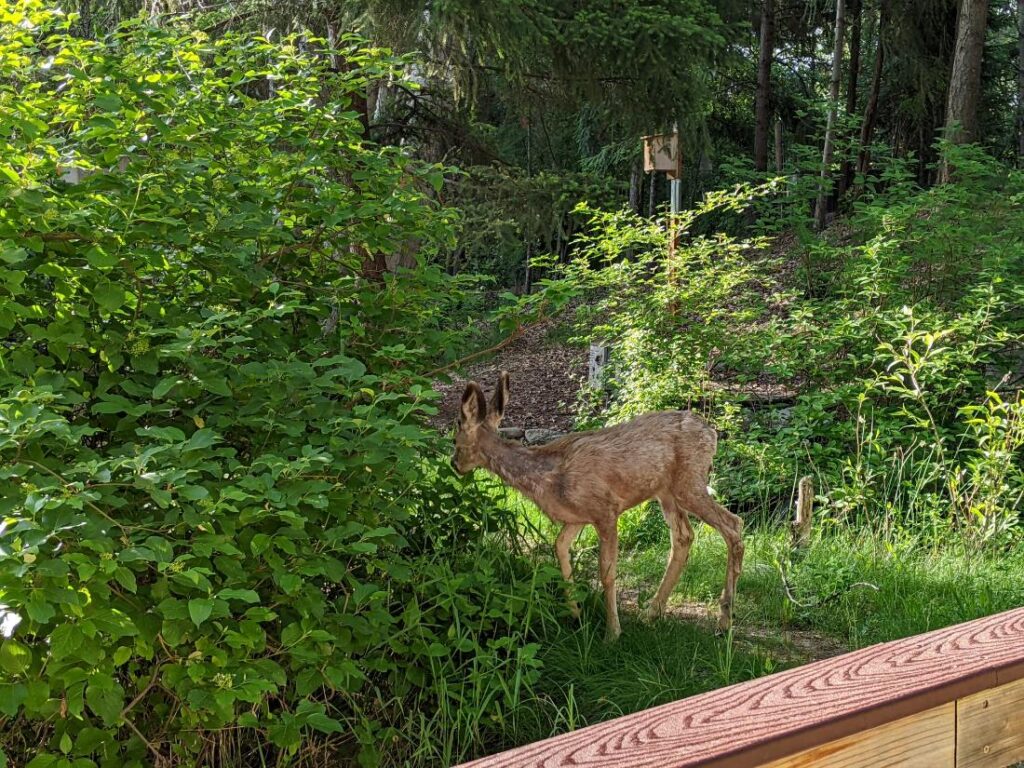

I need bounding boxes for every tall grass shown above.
[448,480,1024,762]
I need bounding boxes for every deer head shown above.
[451,372,509,475]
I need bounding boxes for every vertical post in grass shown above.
[642,126,683,314]
[792,475,814,549]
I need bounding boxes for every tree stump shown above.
[791,475,814,549]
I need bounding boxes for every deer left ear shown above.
[460,381,487,427]
[487,371,510,427]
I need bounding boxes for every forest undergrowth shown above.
[2,6,1023,767]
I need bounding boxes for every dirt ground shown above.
[432,321,588,433]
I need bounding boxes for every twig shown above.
[123,716,167,767]
[121,662,164,719]
[421,303,554,379]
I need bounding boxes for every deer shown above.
[450,371,744,641]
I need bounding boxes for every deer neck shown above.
[477,430,556,504]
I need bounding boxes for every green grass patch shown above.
[466,483,1024,758]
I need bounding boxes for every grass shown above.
[466,482,1024,759]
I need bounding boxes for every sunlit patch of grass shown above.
[459,476,1024,762]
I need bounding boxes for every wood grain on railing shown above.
[457,606,1024,768]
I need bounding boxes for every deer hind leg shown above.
[555,523,585,618]
[596,522,621,641]
[684,488,745,632]
[647,497,695,620]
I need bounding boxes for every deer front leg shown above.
[555,523,585,618]
[647,498,694,620]
[597,523,620,641]
[687,491,744,633]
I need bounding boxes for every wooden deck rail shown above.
[458,606,1024,768]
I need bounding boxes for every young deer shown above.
[451,372,744,640]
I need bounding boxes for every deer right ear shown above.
[459,382,487,427]
[488,371,510,427]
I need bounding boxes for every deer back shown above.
[532,410,716,520]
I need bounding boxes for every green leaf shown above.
[177,484,209,501]
[218,589,260,603]
[85,680,123,725]
[152,377,184,398]
[49,624,82,661]
[184,429,220,452]
[0,246,27,264]
[0,640,31,675]
[276,573,301,595]
[201,376,232,396]
[26,594,55,624]
[188,598,215,627]
[85,246,119,269]
[305,712,343,734]
[113,567,137,593]
[94,93,122,111]
[91,281,125,311]
[0,683,26,716]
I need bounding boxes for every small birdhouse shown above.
[643,132,682,179]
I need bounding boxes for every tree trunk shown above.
[754,0,776,172]
[327,19,370,134]
[78,0,93,37]
[775,116,784,173]
[815,0,847,231]
[838,0,862,198]
[525,241,532,295]
[647,171,657,217]
[856,0,889,181]
[941,0,989,165]
[629,158,642,214]
[1018,0,1024,166]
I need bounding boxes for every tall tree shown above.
[816,0,847,230]
[754,0,775,172]
[839,0,862,196]
[1018,0,1024,165]
[943,0,990,147]
[857,0,890,180]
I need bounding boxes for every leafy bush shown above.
[0,6,562,766]
[555,148,1024,538]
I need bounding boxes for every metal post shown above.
[668,124,681,314]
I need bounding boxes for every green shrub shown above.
[554,149,1024,536]
[0,6,562,766]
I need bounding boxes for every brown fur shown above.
[452,372,744,640]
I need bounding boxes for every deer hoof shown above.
[569,602,581,620]
[645,603,665,622]
[604,624,622,642]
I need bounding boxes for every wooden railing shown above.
[457,606,1024,768]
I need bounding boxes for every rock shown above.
[498,427,525,440]
[525,428,564,445]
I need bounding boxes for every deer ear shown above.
[488,371,510,427]
[460,382,487,427]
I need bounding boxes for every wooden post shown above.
[792,475,814,548]
[643,128,683,314]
